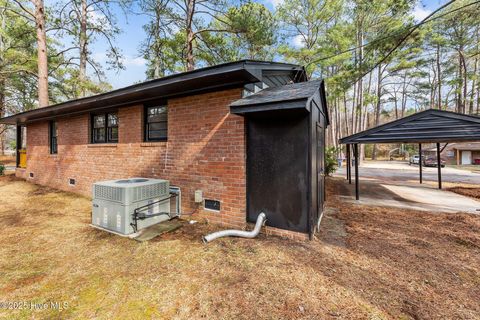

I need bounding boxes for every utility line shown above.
[345,0,459,86]
[306,0,480,69]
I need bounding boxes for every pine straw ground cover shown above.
[448,186,480,200]
[404,180,480,202]
[0,175,479,319]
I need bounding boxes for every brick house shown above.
[423,142,480,165]
[0,60,329,240]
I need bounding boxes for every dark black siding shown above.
[247,112,310,232]
[237,80,328,236]
[309,93,327,236]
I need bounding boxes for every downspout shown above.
[202,212,267,243]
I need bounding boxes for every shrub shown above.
[325,147,339,176]
[0,164,5,176]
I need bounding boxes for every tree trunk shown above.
[34,0,49,107]
[430,60,436,109]
[457,49,465,113]
[78,0,87,96]
[343,92,349,136]
[401,73,407,117]
[331,99,338,149]
[455,67,460,113]
[394,90,399,119]
[469,56,478,115]
[185,0,195,71]
[0,79,4,156]
[372,64,382,160]
[365,70,372,128]
[0,7,5,155]
[476,82,480,115]
[152,5,163,78]
[430,85,436,109]
[356,29,364,137]
[337,97,343,143]
[436,43,442,109]
[461,52,468,114]
[351,80,356,133]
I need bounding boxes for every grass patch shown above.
[0,176,479,319]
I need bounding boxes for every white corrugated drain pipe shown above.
[202,212,267,243]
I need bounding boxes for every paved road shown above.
[336,160,480,185]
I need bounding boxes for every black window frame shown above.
[144,105,168,142]
[49,121,58,154]
[107,113,119,142]
[91,112,118,144]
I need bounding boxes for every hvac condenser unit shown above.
[91,178,171,235]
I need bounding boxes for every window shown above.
[92,115,105,143]
[49,121,58,154]
[107,113,118,142]
[145,106,167,141]
[91,112,118,143]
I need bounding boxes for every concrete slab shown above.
[339,181,480,214]
[134,220,183,242]
[337,160,480,184]
[381,184,480,213]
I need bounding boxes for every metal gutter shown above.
[230,99,309,115]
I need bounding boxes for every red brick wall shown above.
[20,89,247,229]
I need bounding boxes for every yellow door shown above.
[19,149,27,168]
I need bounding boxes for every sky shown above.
[75,0,445,89]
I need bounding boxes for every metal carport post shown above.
[436,143,442,189]
[419,143,423,184]
[418,142,443,189]
[354,144,359,200]
[346,144,351,184]
[349,142,439,200]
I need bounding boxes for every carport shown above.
[340,109,480,200]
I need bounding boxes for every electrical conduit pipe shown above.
[202,212,267,243]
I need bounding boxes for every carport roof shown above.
[340,109,480,144]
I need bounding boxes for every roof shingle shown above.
[230,80,321,107]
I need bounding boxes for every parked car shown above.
[409,155,422,165]
[423,157,446,167]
